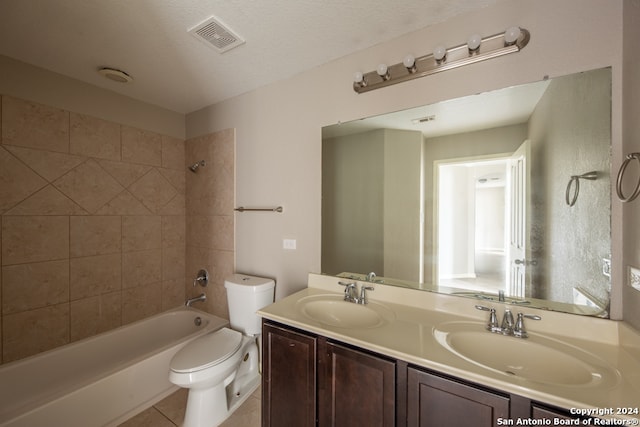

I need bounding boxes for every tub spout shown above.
[185,293,206,307]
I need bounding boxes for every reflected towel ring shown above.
[616,153,640,203]
[565,171,598,207]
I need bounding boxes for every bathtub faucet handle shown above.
[193,269,209,287]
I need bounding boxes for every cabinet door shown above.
[262,322,317,427]
[318,341,396,427]
[407,367,509,427]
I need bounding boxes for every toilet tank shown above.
[224,273,275,335]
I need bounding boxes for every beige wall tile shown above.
[5,145,86,182]
[159,168,185,195]
[128,169,177,213]
[122,215,161,252]
[162,246,185,281]
[70,253,122,300]
[0,146,47,213]
[162,215,186,247]
[162,278,185,310]
[70,291,122,342]
[2,304,69,362]
[1,96,69,153]
[2,260,69,313]
[122,126,162,166]
[6,185,88,215]
[53,159,124,213]
[1,216,69,265]
[96,190,153,215]
[98,159,151,188]
[211,215,234,251]
[70,216,121,257]
[161,135,185,171]
[70,113,121,160]
[122,249,162,288]
[122,282,162,324]
[158,194,185,216]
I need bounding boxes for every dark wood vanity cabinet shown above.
[262,321,396,427]
[262,320,586,427]
[262,322,317,427]
[318,340,396,426]
[407,367,509,426]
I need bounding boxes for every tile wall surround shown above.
[185,129,236,320]
[0,95,235,364]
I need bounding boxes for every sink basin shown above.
[434,321,619,387]
[295,294,395,328]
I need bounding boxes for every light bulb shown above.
[377,63,390,81]
[403,54,416,73]
[433,45,447,62]
[467,34,482,51]
[504,26,521,45]
[354,71,364,84]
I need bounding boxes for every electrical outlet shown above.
[629,266,640,291]
[283,239,297,250]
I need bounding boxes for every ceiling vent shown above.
[189,15,245,54]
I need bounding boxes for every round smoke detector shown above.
[98,67,133,83]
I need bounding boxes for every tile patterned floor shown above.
[117,386,261,427]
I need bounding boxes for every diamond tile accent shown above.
[5,185,88,215]
[5,146,86,183]
[0,146,47,213]
[53,159,124,213]
[98,159,152,188]
[96,190,152,215]
[129,169,177,213]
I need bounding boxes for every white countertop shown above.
[258,274,640,423]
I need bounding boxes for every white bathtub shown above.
[0,306,228,427]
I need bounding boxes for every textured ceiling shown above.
[0,0,500,114]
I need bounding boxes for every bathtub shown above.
[0,306,228,427]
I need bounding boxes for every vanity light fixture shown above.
[353,26,530,94]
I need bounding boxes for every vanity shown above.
[258,274,640,426]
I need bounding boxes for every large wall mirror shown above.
[322,67,612,318]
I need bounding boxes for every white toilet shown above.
[169,274,275,427]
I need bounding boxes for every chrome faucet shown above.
[501,309,515,335]
[475,305,541,338]
[185,293,207,307]
[339,281,359,303]
[338,281,373,304]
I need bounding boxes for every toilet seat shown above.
[170,328,243,373]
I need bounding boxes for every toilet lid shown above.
[170,328,243,373]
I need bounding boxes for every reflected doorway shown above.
[435,142,529,297]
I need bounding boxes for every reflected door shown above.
[508,140,530,297]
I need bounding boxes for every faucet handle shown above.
[513,312,541,338]
[359,286,374,304]
[475,305,500,332]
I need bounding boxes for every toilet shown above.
[169,274,275,427]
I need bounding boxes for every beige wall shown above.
[0,95,187,363]
[186,0,626,312]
